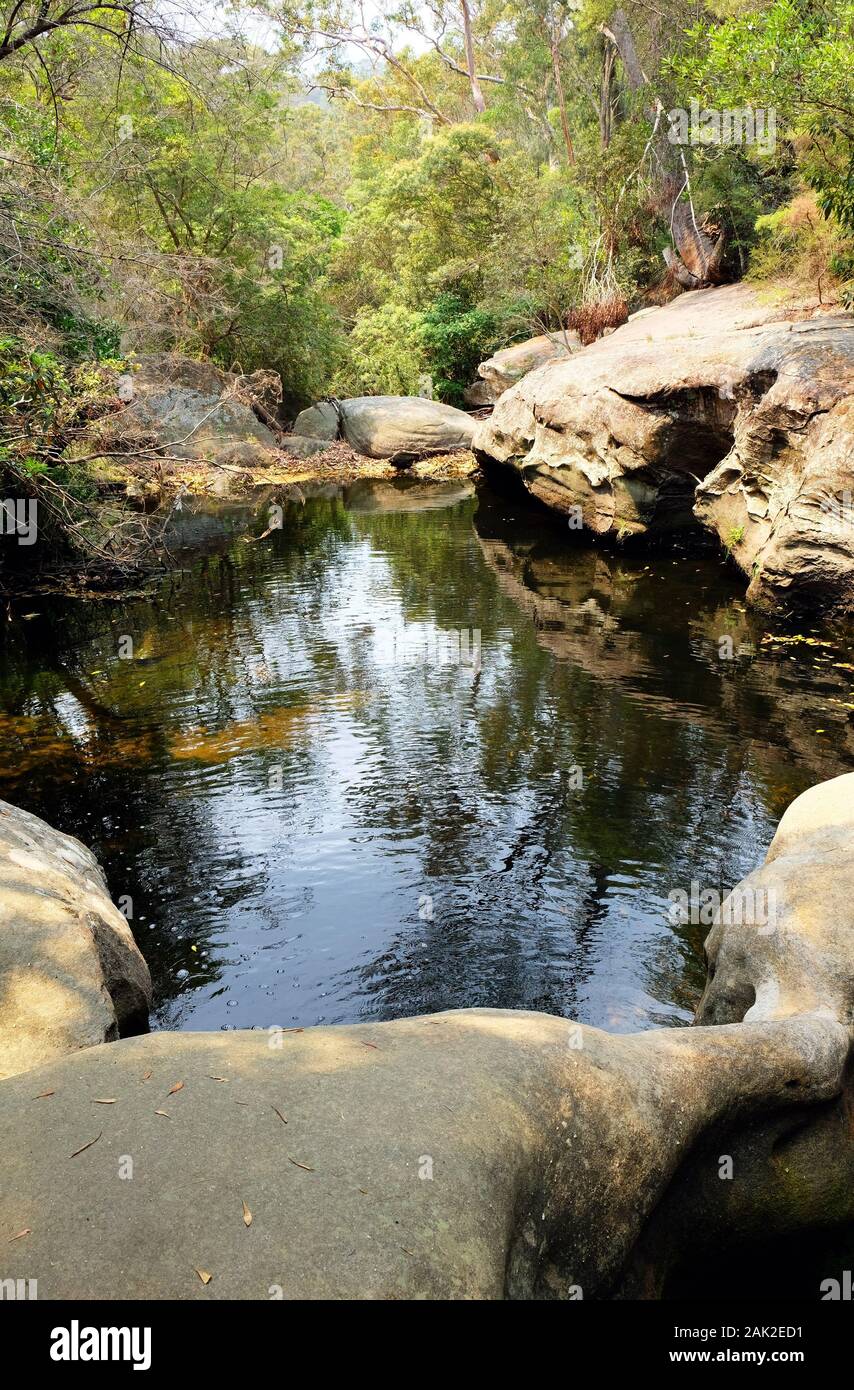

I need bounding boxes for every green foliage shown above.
[673,0,854,235]
[420,294,499,405]
[338,304,427,397]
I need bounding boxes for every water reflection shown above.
[1,481,853,1034]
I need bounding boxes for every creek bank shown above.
[474,284,854,615]
[0,775,851,1297]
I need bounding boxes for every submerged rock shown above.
[0,801,151,1080]
[0,776,851,1297]
[474,285,854,613]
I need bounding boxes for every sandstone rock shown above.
[0,1006,844,1300]
[278,434,334,458]
[338,396,475,461]
[463,379,498,408]
[121,355,279,466]
[478,333,578,398]
[0,801,151,1080]
[293,402,340,441]
[474,286,854,612]
[0,777,852,1298]
[696,770,854,1029]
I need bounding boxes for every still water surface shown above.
[2,479,853,1033]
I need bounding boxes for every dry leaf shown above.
[34,1089,55,1099]
[361,1042,380,1050]
[70,1133,102,1158]
[242,1201,252,1228]
[93,1098,117,1105]
[167,1081,185,1096]
[194,1268,213,1285]
[154,1109,170,1118]
[142,1070,153,1081]
[208,1076,228,1082]
[287,1156,314,1172]
[272,1107,288,1125]
[8,1228,31,1241]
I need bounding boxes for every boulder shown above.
[478,333,578,399]
[278,434,334,458]
[0,801,151,1081]
[293,402,340,441]
[474,286,854,613]
[337,396,475,461]
[463,379,498,408]
[119,355,279,466]
[0,778,851,1298]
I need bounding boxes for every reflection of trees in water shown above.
[336,493,854,1024]
[2,484,853,1031]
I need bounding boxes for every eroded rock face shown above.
[0,802,151,1080]
[120,355,279,466]
[0,778,851,1298]
[474,286,854,613]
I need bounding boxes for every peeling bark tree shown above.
[601,8,726,288]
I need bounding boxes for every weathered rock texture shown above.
[292,396,475,462]
[120,356,279,466]
[476,333,579,401]
[0,801,151,1080]
[474,285,854,613]
[293,401,340,440]
[0,777,851,1298]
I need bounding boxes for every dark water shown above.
[2,478,854,1035]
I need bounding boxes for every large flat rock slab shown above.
[0,1004,845,1299]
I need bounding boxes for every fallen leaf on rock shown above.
[361,1042,380,1050]
[154,1109,170,1118]
[194,1268,212,1285]
[167,1081,185,1096]
[242,1201,252,1228]
[8,1229,31,1241]
[142,1070,152,1081]
[70,1133,102,1158]
[93,1098,117,1104]
[287,1156,314,1172]
[208,1076,228,1082]
[272,1107,288,1125]
[34,1090,54,1099]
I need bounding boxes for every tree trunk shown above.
[461,0,486,114]
[602,8,726,287]
[549,23,575,165]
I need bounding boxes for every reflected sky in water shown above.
[2,479,853,1034]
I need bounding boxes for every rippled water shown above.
[2,478,854,1034]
